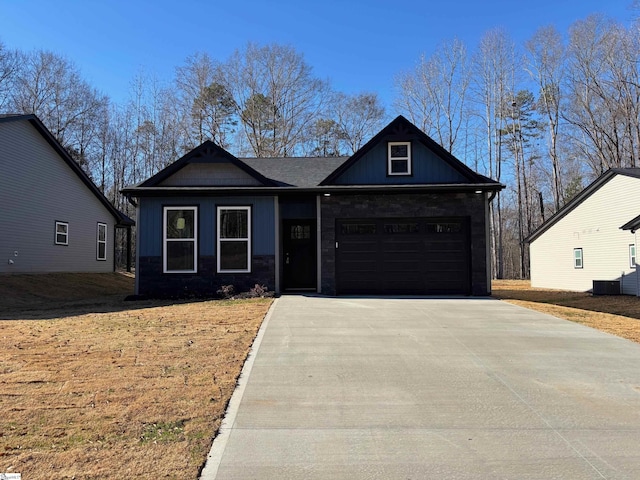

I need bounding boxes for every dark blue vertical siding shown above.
[333,142,468,185]
[139,196,275,256]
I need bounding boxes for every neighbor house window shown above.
[388,142,412,175]
[97,223,107,261]
[574,248,583,269]
[217,206,251,273]
[630,244,636,268]
[163,206,197,273]
[55,221,69,245]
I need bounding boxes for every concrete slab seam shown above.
[199,297,279,480]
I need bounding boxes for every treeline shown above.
[0,13,637,278]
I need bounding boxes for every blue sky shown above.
[0,0,635,109]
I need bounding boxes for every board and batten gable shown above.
[330,141,469,185]
[157,163,263,187]
[530,173,640,294]
[0,118,116,273]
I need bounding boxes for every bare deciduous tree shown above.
[525,25,565,212]
[218,42,329,157]
[395,38,470,155]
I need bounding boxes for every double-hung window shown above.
[388,142,412,175]
[217,206,251,273]
[573,248,583,269]
[163,206,197,273]
[97,223,107,261]
[55,221,69,245]
[630,244,636,268]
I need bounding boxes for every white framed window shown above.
[97,223,107,261]
[388,141,412,176]
[574,248,583,269]
[55,221,69,245]
[630,244,636,268]
[217,206,251,273]
[163,206,197,273]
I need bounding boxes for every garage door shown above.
[336,217,470,295]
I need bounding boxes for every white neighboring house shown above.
[0,114,134,273]
[528,168,640,295]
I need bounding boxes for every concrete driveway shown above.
[201,296,640,479]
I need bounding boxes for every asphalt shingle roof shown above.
[241,156,349,187]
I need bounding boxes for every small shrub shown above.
[216,284,235,299]
[248,284,267,298]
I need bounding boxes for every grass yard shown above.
[0,273,272,479]
[3,275,640,479]
[492,279,640,343]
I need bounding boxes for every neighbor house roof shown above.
[0,114,134,227]
[621,214,640,232]
[527,168,640,243]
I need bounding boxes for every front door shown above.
[283,219,316,290]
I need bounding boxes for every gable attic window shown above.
[217,206,251,273]
[55,221,69,245]
[163,206,197,273]
[388,142,412,175]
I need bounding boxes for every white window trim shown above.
[163,206,198,274]
[217,206,251,273]
[55,221,69,246]
[574,248,583,269]
[388,141,412,176]
[630,244,636,268]
[97,223,107,261]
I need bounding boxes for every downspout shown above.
[274,196,280,295]
[135,201,140,296]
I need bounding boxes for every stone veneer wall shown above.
[320,192,489,296]
[138,255,275,298]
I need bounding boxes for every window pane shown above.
[98,224,106,241]
[56,233,67,244]
[390,144,408,158]
[390,159,409,173]
[291,225,311,239]
[166,210,195,239]
[426,223,462,234]
[98,242,106,260]
[166,241,195,271]
[574,249,583,268]
[220,241,248,270]
[341,224,376,235]
[384,223,419,234]
[220,210,248,239]
[57,223,67,234]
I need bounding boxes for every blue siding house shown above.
[123,116,502,297]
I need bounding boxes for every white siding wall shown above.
[530,174,640,294]
[0,120,116,273]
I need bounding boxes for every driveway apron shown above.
[202,295,640,479]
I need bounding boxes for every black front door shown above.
[283,219,316,290]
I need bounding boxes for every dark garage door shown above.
[336,217,471,295]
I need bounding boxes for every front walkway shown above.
[201,295,640,479]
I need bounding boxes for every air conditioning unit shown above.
[592,280,621,295]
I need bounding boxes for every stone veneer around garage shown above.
[319,192,489,296]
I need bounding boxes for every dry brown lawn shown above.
[493,279,640,343]
[0,273,272,479]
